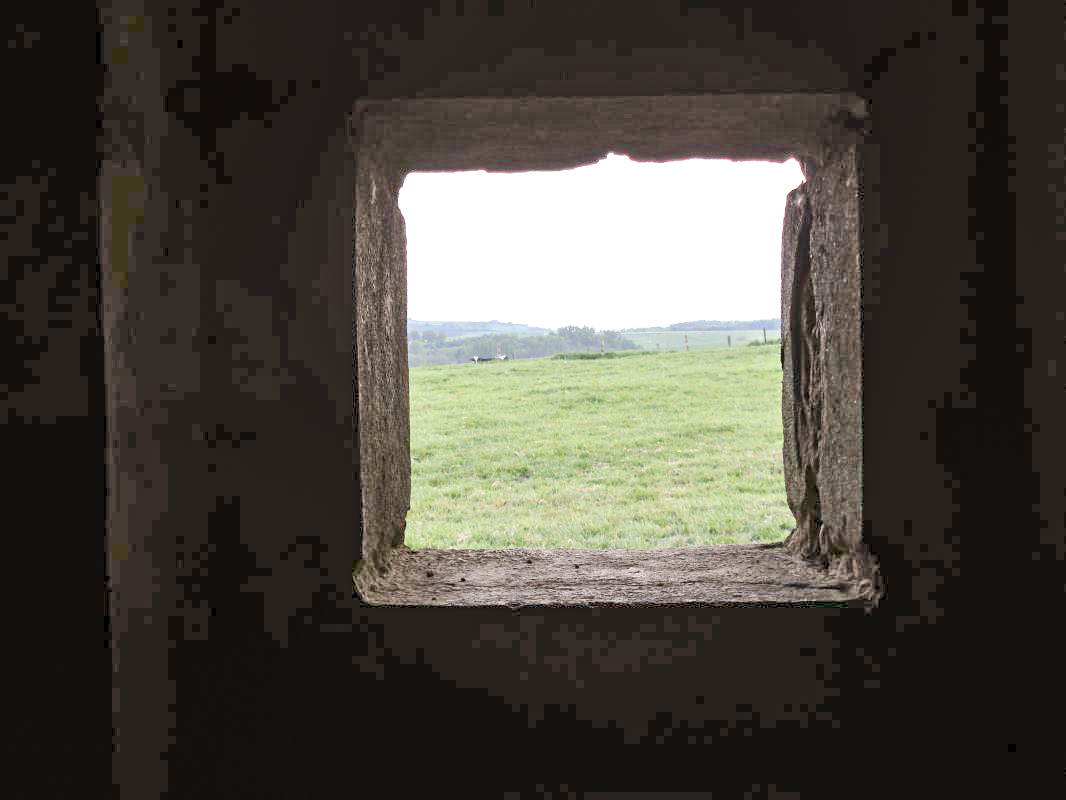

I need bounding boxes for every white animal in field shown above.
[470,355,508,364]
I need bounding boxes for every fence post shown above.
[684,333,689,352]
[727,335,731,347]
[763,328,767,343]
[601,336,605,355]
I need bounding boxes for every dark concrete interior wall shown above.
[99,2,361,789]
[3,5,104,788]
[87,2,1058,795]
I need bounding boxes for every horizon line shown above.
[408,317,782,329]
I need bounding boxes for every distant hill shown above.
[409,318,782,338]
[408,319,553,338]
[622,318,781,332]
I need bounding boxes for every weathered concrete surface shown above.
[353,143,410,585]
[356,93,868,174]
[781,137,879,602]
[780,178,812,536]
[93,4,1057,794]
[357,543,858,607]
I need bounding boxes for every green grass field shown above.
[405,343,795,550]
[622,328,781,350]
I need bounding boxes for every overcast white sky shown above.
[398,154,805,331]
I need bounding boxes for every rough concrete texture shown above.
[781,139,880,603]
[353,93,882,607]
[357,93,868,173]
[353,144,411,586]
[100,8,360,658]
[780,179,812,531]
[357,543,857,607]
[84,5,1057,793]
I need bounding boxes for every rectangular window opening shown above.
[353,93,868,608]
[398,154,804,554]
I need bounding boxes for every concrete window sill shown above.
[355,542,860,608]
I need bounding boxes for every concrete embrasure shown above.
[352,92,882,609]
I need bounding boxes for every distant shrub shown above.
[551,350,657,361]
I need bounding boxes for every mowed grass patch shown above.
[406,344,794,550]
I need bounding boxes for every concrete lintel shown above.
[355,92,866,173]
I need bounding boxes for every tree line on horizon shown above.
[408,325,639,367]
[622,318,782,332]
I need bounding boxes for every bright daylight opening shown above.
[397,154,806,551]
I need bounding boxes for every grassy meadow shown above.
[405,341,795,550]
[622,328,780,350]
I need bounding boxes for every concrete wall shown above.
[69,1,1059,794]
[353,139,410,585]
[781,139,870,593]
